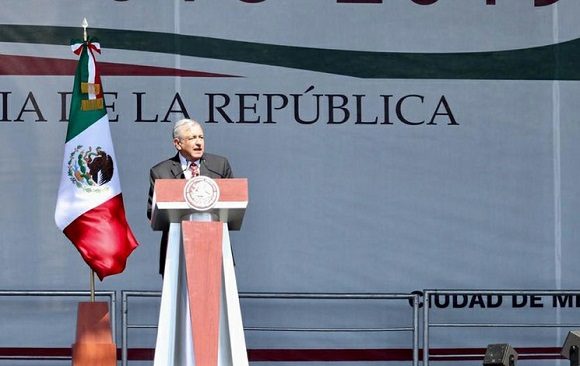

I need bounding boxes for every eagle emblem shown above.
[67,145,114,193]
[183,176,220,211]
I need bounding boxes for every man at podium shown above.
[147,118,233,275]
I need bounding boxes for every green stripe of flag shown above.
[66,44,106,142]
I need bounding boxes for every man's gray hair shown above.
[173,118,202,139]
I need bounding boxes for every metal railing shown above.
[122,291,420,366]
[11,288,579,365]
[422,289,580,366]
[0,290,116,361]
[121,291,161,365]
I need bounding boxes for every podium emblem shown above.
[183,176,220,211]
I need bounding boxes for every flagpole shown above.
[82,17,96,303]
[90,270,96,302]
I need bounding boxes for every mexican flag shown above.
[54,38,138,280]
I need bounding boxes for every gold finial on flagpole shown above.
[82,18,88,42]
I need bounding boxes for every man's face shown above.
[174,124,205,161]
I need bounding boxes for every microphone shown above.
[172,165,189,178]
[200,157,226,178]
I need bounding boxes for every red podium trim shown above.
[155,178,248,203]
[151,178,248,231]
[182,221,223,366]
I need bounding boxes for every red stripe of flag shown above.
[63,194,138,280]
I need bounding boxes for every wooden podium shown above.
[150,178,249,366]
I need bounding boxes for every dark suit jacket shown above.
[147,152,233,274]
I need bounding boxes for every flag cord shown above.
[90,270,95,302]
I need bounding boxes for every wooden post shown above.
[71,302,116,366]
